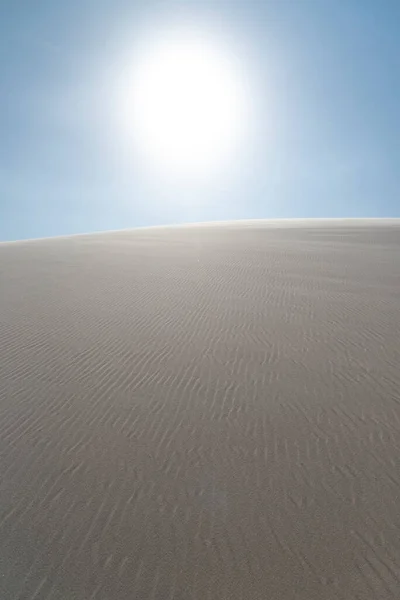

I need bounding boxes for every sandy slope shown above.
[0,220,399,600]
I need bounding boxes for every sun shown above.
[118,28,249,181]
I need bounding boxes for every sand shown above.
[0,219,399,599]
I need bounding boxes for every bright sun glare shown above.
[118,27,249,181]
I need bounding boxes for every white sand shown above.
[1,220,399,599]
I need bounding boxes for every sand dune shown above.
[1,219,400,599]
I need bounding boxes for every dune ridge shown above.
[1,220,400,599]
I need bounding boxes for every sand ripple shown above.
[1,220,400,599]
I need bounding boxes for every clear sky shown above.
[1,0,399,241]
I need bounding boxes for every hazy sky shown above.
[1,0,399,241]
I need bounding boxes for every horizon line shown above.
[1,217,400,245]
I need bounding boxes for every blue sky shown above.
[1,0,399,241]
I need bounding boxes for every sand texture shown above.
[1,220,400,599]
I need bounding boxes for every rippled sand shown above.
[1,220,400,599]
